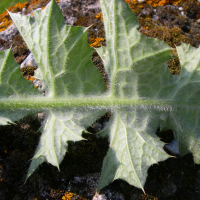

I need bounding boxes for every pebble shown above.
[32,78,43,92]
[64,16,77,25]
[93,193,107,200]
[20,53,44,92]
[152,14,159,21]
[33,112,45,122]
[0,23,18,48]
[164,139,179,155]
[197,19,200,23]
[181,11,185,16]
[20,53,38,70]
[21,7,26,15]
[92,122,102,133]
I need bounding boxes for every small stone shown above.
[20,53,38,70]
[74,176,82,182]
[197,19,200,23]
[33,112,45,122]
[92,122,102,133]
[165,139,179,155]
[32,78,44,92]
[93,193,107,200]
[181,11,185,16]
[22,7,26,15]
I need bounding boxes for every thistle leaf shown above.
[8,0,106,179]
[0,49,41,124]
[0,0,199,193]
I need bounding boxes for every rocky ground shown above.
[0,0,200,199]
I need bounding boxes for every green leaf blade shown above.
[97,107,170,192]
[2,0,200,194]
[27,107,107,179]
[8,0,107,179]
[98,0,172,99]
[0,49,41,124]
[98,0,171,191]
[9,0,106,97]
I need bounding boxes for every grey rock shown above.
[93,193,107,200]
[32,78,43,92]
[20,53,38,70]
[0,23,18,43]
[165,139,179,155]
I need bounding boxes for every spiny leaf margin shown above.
[0,0,199,194]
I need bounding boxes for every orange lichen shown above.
[7,2,28,12]
[125,0,139,13]
[0,20,13,32]
[0,2,28,32]
[26,76,35,83]
[90,37,104,48]
[0,11,12,32]
[25,76,37,88]
[145,0,181,7]
[61,191,74,200]
[0,0,60,32]
[125,0,182,14]
[4,148,7,154]
[96,13,103,20]
[27,0,59,10]
[28,0,40,7]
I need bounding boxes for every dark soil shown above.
[0,0,200,199]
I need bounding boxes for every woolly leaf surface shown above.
[0,0,199,193]
[8,0,106,179]
[0,49,41,124]
[97,0,200,191]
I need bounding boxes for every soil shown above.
[0,0,200,199]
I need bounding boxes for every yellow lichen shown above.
[125,0,182,14]
[96,12,103,20]
[26,76,35,83]
[25,76,37,88]
[61,191,74,200]
[4,148,7,154]
[90,37,104,48]
[145,0,181,7]
[7,2,28,12]
[0,2,28,32]
[0,0,60,32]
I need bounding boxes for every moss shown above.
[138,18,186,74]
[139,17,192,47]
[11,34,30,63]
[75,16,90,27]
[167,50,180,75]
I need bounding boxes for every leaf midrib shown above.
[0,97,198,110]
